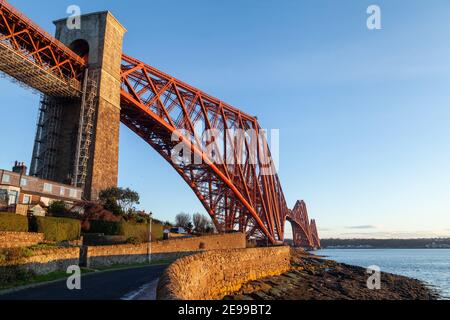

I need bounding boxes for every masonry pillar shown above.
[31,12,126,200]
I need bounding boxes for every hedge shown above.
[88,220,164,242]
[89,220,123,236]
[150,223,164,241]
[0,213,28,232]
[30,217,81,242]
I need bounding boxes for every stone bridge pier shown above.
[30,12,126,200]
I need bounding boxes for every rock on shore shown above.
[224,249,439,300]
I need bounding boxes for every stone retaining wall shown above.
[0,232,44,248]
[0,233,248,276]
[0,247,80,275]
[84,233,246,267]
[156,246,291,300]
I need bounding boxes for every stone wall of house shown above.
[83,233,246,267]
[0,232,44,248]
[0,247,80,275]
[156,246,291,300]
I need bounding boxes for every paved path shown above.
[0,264,167,300]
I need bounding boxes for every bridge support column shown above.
[30,12,126,200]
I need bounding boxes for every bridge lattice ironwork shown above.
[0,1,320,247]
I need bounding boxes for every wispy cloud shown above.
[345,225,377,230]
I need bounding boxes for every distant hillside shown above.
[320,238,450,249]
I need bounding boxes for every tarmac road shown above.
[0,264,168,300]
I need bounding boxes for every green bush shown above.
[151,223,164,241]
[0,266,35,288]
[0,247,33,265]
[89,220,123,235]
[0,213,28,232]
[122,222,149,242]
[123,221,164,242]
[126,236,142,245]
[88,220,163,242]
[30,217,81,242]
[47,201,67,216]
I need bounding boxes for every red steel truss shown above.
[120,54,289,244]
[0,0,86,97]
[310,219,321,248]
[286,200,320,248]
[0,0,320,247]
[120,54,320,247]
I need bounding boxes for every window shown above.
[23,195,31,205]
[60,187,65,196]
[8,190,18,205]
[20,178,27,186]
[0,189,7,203]
[43,183,53,193]
[1,174,10,184]
[69,189,78,198]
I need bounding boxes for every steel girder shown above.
[0,0,85,97]
[310,219,321,248]
[287,200,321,248]
[0,0,320,247]
[120,54,292,244]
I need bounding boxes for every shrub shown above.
[0,247,33,264]
[0,213,28,232]
[122,222,149,242]
[0,266,35,288]
[87,220,163,242]
[30,217,81,242]
[28,243,57,251]
[88,220,123,235]
[126,237,141,245]
[47,201,67,216]
[151,222,164,241]
[123,221,164,242]
[78,201,121,233]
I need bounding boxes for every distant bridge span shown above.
[0,0,320,247]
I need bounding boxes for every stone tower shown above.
[30,12,126,200]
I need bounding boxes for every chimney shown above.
[12,161,27,175]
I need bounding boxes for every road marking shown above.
[120,279,159,300]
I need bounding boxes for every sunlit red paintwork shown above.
[120,55,320,247]
[0,1,320,247]
[0,0,85,95]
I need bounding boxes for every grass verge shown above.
[93,259,174,271]
[0,268,93,291]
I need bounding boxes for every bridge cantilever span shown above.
[286,200,318,248]
[0,0,320,247]
[310,219,321,248]
[0,0,86,97]
[120,54,320,246]
[120,54,287,244]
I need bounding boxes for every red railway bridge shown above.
[0,0,320,248]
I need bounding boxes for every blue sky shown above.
[1,0,450,238]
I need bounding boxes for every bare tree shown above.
[193,213,213,234]
[175,212,192,229]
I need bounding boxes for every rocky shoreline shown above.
[224,249,440,300]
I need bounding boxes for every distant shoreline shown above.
[318,238,450,249]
